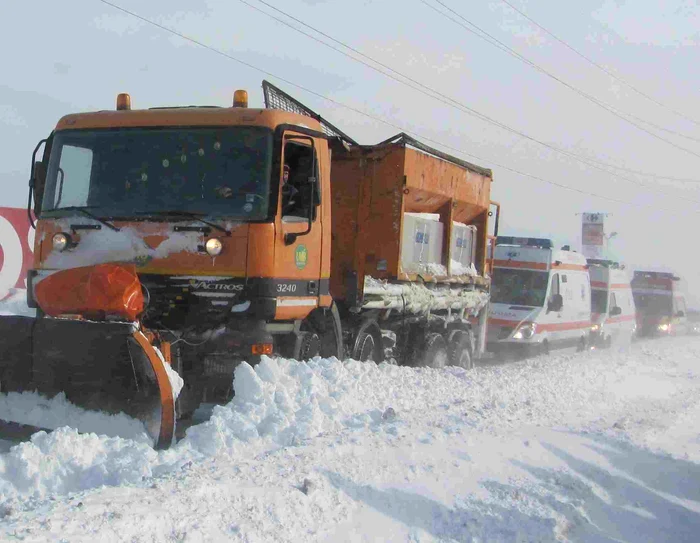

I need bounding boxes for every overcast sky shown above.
[2,0,699,297]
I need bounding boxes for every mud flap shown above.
[0,317,176,449]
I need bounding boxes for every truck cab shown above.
[487,237,592,357]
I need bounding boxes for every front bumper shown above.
[486,340,543,358]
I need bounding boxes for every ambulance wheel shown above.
[447,330,473,369]
[417,333,449,368]
[539,340,550,357]
[576,337,587,352]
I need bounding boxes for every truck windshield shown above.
[591,289,608,314]
[633,293,672,316]
[41,127,273,220]
[491,268,549,307]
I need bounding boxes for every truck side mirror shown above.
[33,161,46,214]
[610,306,622,316]
[548,293,563,312]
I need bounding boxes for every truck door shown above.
[274,134,323,319]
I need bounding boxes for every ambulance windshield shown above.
[491,268,549,307]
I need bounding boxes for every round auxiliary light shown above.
[205,237,223,256]
[52,232,71,252]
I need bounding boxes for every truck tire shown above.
[416,333,449,368]
[303,303,344,360]
[447,330,473,369]
[295,332,321,361]
[352,320,383,362]
[353,331,376,361]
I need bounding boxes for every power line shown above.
[246,0,700,187]
[94,0,700,214]
[236,0,700,201]
[422,0,700,161]
[498,0,700,128]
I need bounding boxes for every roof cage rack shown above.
[262,80,358,146]
[373,133,492,176]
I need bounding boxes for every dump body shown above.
[329,134,492,308]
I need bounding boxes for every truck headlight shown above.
[591,324,600,332]
[205,237,223,256]
[658,323,670,332]
[52,232,72,252]
[513,323,536,340]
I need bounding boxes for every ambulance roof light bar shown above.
[496,236,553,249]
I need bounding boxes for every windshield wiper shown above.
[134,210,231,236]
[50,206,120,232]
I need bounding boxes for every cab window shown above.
[281,141,319,220]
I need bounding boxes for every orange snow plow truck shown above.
[0,82,497,448]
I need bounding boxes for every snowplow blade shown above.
[0,317,175,449]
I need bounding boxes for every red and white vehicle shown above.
[487,237,592,357]
[632,270,689,337]
[0,207,34,300]
[588,260,636,348]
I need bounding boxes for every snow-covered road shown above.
[1,337,699,541]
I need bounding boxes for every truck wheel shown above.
[352,321,383,362]
[295,332,320,361]
[353,330,377,361]
[417,333,449,368]
[447,330,473,369]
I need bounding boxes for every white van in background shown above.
[487,237,592,357]
[587,260,636,348]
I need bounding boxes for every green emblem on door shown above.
[295,245,308,270]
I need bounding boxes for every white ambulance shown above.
[587,260,636,348]
[487,237,592,357]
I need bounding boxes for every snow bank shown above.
[1,339,699,507]
[0,289,35,317]
[182,357,395,456]
[0,356,404,499]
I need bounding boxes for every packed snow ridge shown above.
[0,338,699,541]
